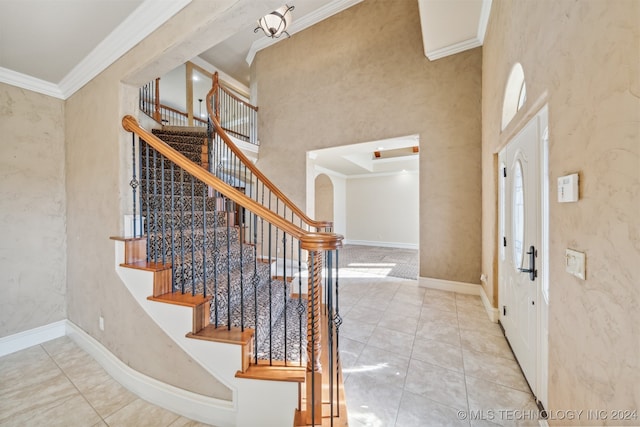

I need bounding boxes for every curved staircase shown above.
[114,115,345,426]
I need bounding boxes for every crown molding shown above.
[0,67,65,99]
[246,0,363,65]
[0,0,192,100]
[58,0,192,98]
[477,0,493,44]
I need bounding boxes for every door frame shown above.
[497,104,549,409]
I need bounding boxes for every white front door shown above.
[499,112,543,395]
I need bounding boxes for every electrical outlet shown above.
[99,316,105,331]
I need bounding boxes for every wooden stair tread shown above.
[236,364,305,383]
[110,236,146,242]
[120,261,171,272]
[187,324,254,345]
[148,292,211,307]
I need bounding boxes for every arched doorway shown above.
[314,174,334,222]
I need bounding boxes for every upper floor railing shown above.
[139,72,257,143]
[211,72,258,145]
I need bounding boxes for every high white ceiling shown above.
[0,0,490,176]
[0,0,490,99]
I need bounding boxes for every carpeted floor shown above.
[338,244,418,280]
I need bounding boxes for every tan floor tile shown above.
[404,358,468,411]
[0,367,79,423]
[396,390,468,427]
[463,348,530,393]
[460,329,516,361]
[105,398,181,427]
[344,374,402,427]
[367,325,414,356]
[466,376,539,427]
[0,345,61,395]
[352,344,410,389]
[415,319,461,347]
[411,337,464,372]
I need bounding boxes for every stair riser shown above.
[146,227,241,254]
[142,151,202,166]
[171,246,255,284]
[144,212,227,232]
[142,195,224,212]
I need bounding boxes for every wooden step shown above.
[188,325,254,372]
[236,363,305,383]
[110,236,147,264]
[148,292,211,334]
[148,292,211,307]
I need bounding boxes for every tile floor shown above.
[0,336,212,427]
[0,273,539,427]
[337,272,540,426]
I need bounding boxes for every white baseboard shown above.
[419,277,498,323]
[419,276,481,295]
[0,320,67,357]
[344,239,418,250]
[65,321,234,427]
[0,320,234,426]
[480,286,499,323]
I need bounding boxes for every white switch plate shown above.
[558,173,579,202]
[565,249,586,280]
[99,316,105,331]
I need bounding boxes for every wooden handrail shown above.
[206,83,333,232]
[218,83,259,112]
[122,115,342,251]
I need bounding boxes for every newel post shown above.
[300,232,343,425]
[153,78,161,123]
[212,72,221,123]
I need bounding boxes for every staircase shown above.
[115,115,345,426]
[142,127,307,364]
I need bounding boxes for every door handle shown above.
[518,245,538,281]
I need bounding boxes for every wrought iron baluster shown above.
[170,163,175,292]
[152,149,158,263]
[180,168,185,294]
[202,180,207,299]
[144,141,150,262]
[253,213,259,364]
[326,249,334,423]
[190,174,196,296]
[213,186,219,327]
[297,242,303,367]
[334,249,342,417]
[268,221,273,364]
[130,134,138,238]
[161,156,166,264]
[138,137,143,237]
[282,232,287,365]
[226,198,231,329]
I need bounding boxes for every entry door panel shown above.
[499,116,540,393]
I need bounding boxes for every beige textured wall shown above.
[64,0,284,400]
[482,0,639,422]
[0,83,67,337]
[255,0,482,283]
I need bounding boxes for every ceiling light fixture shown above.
[255,5,295,39]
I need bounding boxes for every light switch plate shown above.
[565,249,586,280]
